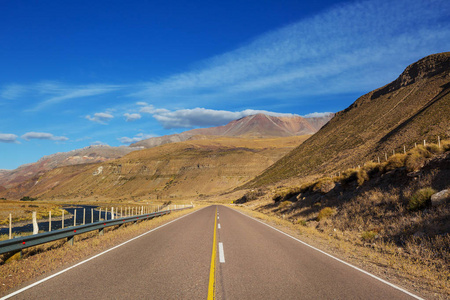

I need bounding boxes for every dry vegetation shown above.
[0,200,65,226]
[0,206,201,295]
[236,140,450,298]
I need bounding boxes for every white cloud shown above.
[0,133,19,143]
[144,107,297,129]
[303,112,334,118]
[86,112,114,124]
[118,133,156,144]
[1,84,27,100]
[21,132,68,141]
[124,113,141,122]
[91,141,109,146]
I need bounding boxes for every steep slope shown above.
[0,145,140,189]
[0,136,309,200]
[249,52,450,187]
[132,113,333,148]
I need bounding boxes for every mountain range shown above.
[1,52,449,200]
[249,52,450,187]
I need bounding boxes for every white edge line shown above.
[218,242,225,263]
[1,207,205,300]
[218,224,221,229]
[230,207,424,300]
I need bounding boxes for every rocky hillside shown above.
[248,52,450,187]
[0,136,309,201]
[0,145,140,189]
[131,113,333,148]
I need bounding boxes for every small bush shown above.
[425,144,442,154]
[279,200,292,210]
[236,189,266,203]
[408,187,436,210]
[442,140,450,152]
[362,161,382,177]
[312,177,336,193]
[361,230,378,242]
[20,196,37,201]
[405,151,426,172]
[296,219,307,226]
[340,169,358,185]
[317,207,335,221]
[356,169,369,186]
[384,153,406,171]
[273,187,301,202]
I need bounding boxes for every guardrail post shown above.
[106,208,108,220]
[49,211,52,232]
[83,208,86,225]
[111,207,114,220]
[62,210,65,229]
[9,213,12,239]
[120,207,123,217]
[91,208,94,223]
[33,211,38,234]
[74,209,77,227]
[67,235,74,246]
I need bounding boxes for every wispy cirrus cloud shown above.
[131,0,450,106]
[21,132,68,141]
[0,133,19,143]
[86,112,114,124]
[1,81,122,111]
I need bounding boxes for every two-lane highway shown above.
[3,205,422,299]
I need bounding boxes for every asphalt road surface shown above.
[4,205,421,299]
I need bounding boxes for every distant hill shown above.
[248,52,450,187]
[0,145,140,189]
[0,136,310,200]
[131,113,333,148]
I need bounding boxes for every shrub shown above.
[425,144,442,154]
[312,177,336,193]
[361,230,378,242]
[236,189,266,203]
[273,187,301,202]
[340,169,358,185]
[384,153,406,171]
[408,187,436,211]
[20,196,37,201]
[317,207,335,221]
[296,219,307,226]
[279,200,291,210]
[442,140,450,152]
[405,151,427,172]
[362,161,382,177]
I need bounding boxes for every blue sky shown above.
[0,0,449,170]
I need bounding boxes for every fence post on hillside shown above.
[404,145,406,154]
[9,213,12,239]
[49,211,52,232]
[415,142,417,148]
[62,210,65,229]
[393,150,395,156]
[377,157,380,164]
[424,140,426,146]
[385,152,388,161]
[438,136,441,148]
[32,212,38,234]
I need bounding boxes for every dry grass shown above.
[0,206,201,295]
[233,202,449,299]
[0,200,65,226]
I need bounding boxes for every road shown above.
[3,205,420,299]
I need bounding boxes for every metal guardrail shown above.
[0,206,192,255]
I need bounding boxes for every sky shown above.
[0,0,449,170]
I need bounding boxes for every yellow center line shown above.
[207,206,217,300]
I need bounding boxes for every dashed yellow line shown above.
[207,206,217,300]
